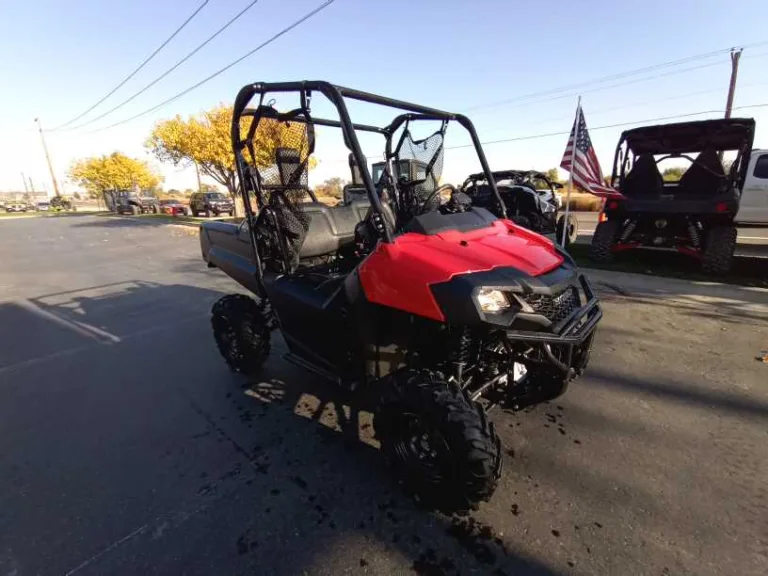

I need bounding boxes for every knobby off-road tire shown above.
[556,214,579,246]
[589,219,620,263]
[701,225,737,275]
[375,370,502,513]
[211,294,271,374]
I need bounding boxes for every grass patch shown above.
[567,243,768,288]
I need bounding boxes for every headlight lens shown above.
[476,288,511,313]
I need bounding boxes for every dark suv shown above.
[190,192,234,217]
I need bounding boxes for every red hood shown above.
[359,220,564,321]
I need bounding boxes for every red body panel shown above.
[358,220,565,322]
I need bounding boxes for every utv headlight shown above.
[476,288,511,313]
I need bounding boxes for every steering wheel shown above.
[420,184,458,214]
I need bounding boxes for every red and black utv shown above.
[200,81,602,511]
[590,118,756,273]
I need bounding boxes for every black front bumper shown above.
[504,273,602,345]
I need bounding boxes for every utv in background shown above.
[103,189,160,215]
[460,170,577,244]
[590,118,755,273]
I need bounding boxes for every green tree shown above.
[662,166,686,181]
[544,168,561,183]
[69,152,162,196]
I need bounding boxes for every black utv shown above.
[460,170,577,244]
[590,118,755,273]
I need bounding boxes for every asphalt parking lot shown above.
[1,215,767,576]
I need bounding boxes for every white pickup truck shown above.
[735,148,768,225]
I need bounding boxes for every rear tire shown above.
[375,370,502,513]
[589,219,620,262]
[701,225,736,274]
[211,295,271,374]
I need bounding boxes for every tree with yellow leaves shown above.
[146,104,317,214]
[69,152,162,198]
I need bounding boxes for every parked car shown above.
[190,192,234,217]
[5,202,27,213]
[159,199,190,216]
[35,200,51,211]
[103,190,160,215]
[735,148,768,225]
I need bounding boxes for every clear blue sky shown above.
[2,0,767,193]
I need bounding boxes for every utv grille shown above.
[525,287,579,323]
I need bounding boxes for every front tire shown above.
[589,219,620,262]
[376,370,502,513]
[701,225,736,274]
[211,295,271,374]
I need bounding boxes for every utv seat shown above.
[676,149,726,197]
[298,201,369,259]
[621,154,663,198]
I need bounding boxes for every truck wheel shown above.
[556,214,579,245]
[211,294,271,374]
[131,204,140,216]
[701,225,737,274]
[375,370,502,513]
[589,220,620,262]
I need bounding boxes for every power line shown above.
[64,0,262,131]
[463,40,768,113]
[53,0,210,130]
[445,103,768,150]
[86,0,337,134]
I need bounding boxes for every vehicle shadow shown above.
[573,244,768,288]
[0,281,561,575]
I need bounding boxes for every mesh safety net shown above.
[395,130,444,196]
[249,114,314,270]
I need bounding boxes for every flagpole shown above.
[561,96,581,247]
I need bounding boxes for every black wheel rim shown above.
[392,413,452,485]
[214,316,240,363]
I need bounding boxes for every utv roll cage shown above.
[231,81,506,292]
[461,169,563,192]
[610,118,756,193]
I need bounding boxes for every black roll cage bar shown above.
[610,122,755,189]
[231,81,506,272]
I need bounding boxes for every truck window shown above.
[753,154,768,179]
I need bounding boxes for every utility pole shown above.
[724,48,742,119]
[194,162,202,192]
[34,117,61,197]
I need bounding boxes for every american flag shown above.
[560,106,621,198]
